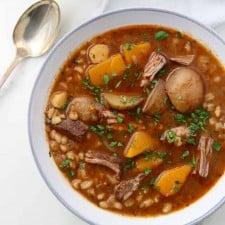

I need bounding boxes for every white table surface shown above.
[1,1,225,225]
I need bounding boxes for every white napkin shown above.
[105,0,225,28]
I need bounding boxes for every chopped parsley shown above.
[82,77,103,96]
[212,141,222,151]
[148,177,156,186]
[181,150,190,160]
[174,113,187,125]
[157,46,163,52]
[124,43,133,51]
[156,68,166,78]
[126,63,132,69]
[153,112,161,125]
[167,130,176,143]
[190,155,196,168]
[89,124,111,136]
[123,158,136,171]
[68,170,75,178]
[154,30,169,40]
[61,102,69,111]
[79,160,86,169]
[106,133,114,139]
[109,141,123,147]
[144,168,152,175]
[60,159,72,169]
[103,74,110,85]
[117,115,124,123]
[127,123,134,134]
[123,71,131,80]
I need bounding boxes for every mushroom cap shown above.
[142,79,168,115]
[165,67,204,113]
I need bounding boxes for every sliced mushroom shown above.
[88,44,110,64]
[165,67,204,113]
[142,79,168,115]
[101,92,144,111]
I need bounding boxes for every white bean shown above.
[60,144,68,152]
[97,193,105,200]
[140,198,154,208]
[162,203,172,214]
[124,199,135,207]
[66,151,75,160]
[51,116,62,125]
[215,106,221,118]
[54,133,62,144]
[61,136,68,145]
[72,179,81,189]
[99,201,109,209]
[113,202,123,210]
[80,180,93,190]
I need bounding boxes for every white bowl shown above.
[28,8,225,225]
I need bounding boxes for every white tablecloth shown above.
[1,1,225,225]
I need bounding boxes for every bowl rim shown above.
[28,7,225,225]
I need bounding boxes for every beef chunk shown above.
[84,150,122,178]
[114,173,145,201]
[54,118,88,141]
[194,136,213,177]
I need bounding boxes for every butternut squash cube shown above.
[124,131,159,158]
[122,42,151,64]
[88,54,126,86]
[136,157,163,171]
[154,164,192,197]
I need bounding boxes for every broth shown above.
[45,25,225,216]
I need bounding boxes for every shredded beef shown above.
[84,150,122,178]
[114,173,145,201]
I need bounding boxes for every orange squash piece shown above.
[124,131,159,158]
[136,157,163,171]
[88,54,126,86]
[122,42,151,64]
[154,164,192,197]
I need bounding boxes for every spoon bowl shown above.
[0,0,60,88]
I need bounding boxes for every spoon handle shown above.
[0,54,24,89]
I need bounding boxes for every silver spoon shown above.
[0,0,60,89]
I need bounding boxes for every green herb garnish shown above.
[144,168,152,175]
[79,160,86,169]
[123,158,136,171]
[154,31,169,40]
[181,150,190,160]
[124,43,133,51]
[60,159,72,169]
[128,123,134,134]
[212,141,222,151]
[103,74,110,85]
[149,178,156,186]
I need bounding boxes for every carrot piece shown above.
[154,164,192,197]
[88,54,126,86]
[136,157,163,171]
[122,42,151,64]
[124,131,159,158]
